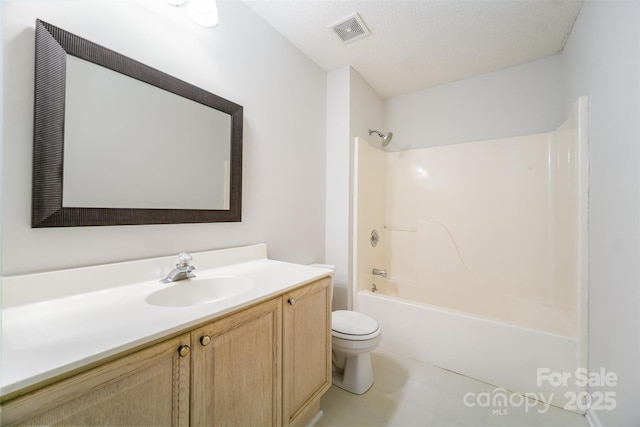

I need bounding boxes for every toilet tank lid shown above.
[332,310,379,336]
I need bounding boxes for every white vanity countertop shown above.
[0,244,332,398]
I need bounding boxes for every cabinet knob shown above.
[288,298,296,306]
[200,335,211,346]
[178,345,190,357]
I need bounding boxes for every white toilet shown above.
[331,310,382,394]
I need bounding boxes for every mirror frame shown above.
[32,19,243,227]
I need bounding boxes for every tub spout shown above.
[372,268,387,278]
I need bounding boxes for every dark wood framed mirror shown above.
[32,19,243,227]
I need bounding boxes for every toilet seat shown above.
[332,310,380,341]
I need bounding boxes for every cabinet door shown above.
[283,277,332,426]
[1,334,191,427]
[191,298,282,427]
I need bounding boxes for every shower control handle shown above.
[370,229,380,247]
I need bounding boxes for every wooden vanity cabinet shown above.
[282,277,332,427]
[190,297,282,426]
[0,333,191,427]
[190,277,331,427]
[0,276,332,427]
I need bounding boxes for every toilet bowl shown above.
[331,310,381,394]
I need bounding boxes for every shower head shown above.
[369,129,393,147]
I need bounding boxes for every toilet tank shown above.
[309,264,347,311]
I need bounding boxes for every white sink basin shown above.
[145,276,255,307]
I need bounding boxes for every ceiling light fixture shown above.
[167,0,219,28]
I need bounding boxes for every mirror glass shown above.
[32,19,243,227]
[64,56,231,210]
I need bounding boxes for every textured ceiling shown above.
[243,0,583,99]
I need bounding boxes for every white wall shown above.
[385,54,565,149]
[325,66,383,309]
[0,3,4,280]
[349,68,385,148]
[562,2,640,425]
[2,0,327,275]
[325,67,350,292]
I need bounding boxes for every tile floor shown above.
[317,350,590,427]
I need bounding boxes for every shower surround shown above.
[353,98,588,411]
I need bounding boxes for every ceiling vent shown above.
[329,13,370,44]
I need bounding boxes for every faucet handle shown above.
[177,252,193,266]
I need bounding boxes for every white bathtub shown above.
[357,289,586,411]
[352,98,589,412]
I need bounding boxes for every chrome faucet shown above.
[372,268,387,278]
[161,252,196,283]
